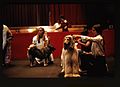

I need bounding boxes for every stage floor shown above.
[2,57,114,78]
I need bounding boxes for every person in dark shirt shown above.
[77,26,94,74]
[76,24,108,76]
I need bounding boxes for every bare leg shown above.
[44,58,48,67]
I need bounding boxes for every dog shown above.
[27,44,56,67]
[61,35,80,77]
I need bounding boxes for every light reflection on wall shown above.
[27,28,36,33]
[10,25,85,34]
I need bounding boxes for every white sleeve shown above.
[3,25,9,31]
[89,35,103,42]
[54,23,61,29]
[81,35,102,42]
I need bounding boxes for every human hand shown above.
[28,44,35,49]
[77,38,82,43]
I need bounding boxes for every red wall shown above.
[102,29,115,57]
[11,30,115,60]
[11,32,81,59]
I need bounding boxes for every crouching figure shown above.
[27,27,55,67]
[27,44,55,67]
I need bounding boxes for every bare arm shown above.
[54,23,61,30]
[80,35,103,42]
[78,40,91,47]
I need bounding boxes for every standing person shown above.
[0,21,3,68]
[55,15,69,32]
[2,24,13,67]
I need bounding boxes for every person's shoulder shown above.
[96,35,103,40]
[97,34,102,37]
[3,24,6,27]
[33,35,37,39]
[3,24,8,28]
[3,24,9,31]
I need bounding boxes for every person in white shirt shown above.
[28,27,54,67]
[2,24,13,66]
[74,24,108,76]
[55,15,69,32]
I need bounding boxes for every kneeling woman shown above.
[27,27,55,67]
[74,24,108,76]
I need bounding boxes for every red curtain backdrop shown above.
[0,3,49,27]
[49,4,87,26]
[0,3,115,27]
[0,3,87,27]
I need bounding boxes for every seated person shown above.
[73,24,108,76]
[27,27,55,67]
[54,15,69,32]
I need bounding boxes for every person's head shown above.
[36,27,45,37]
[60,15,65,20]
[59,15,66,22]
[91,24,102,36]
[81,26,89,35]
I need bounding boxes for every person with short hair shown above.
[74,24,108,76]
